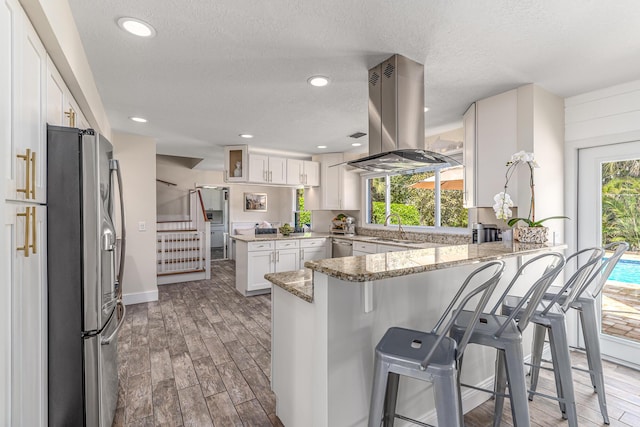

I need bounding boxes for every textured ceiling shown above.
[67,0,640,170]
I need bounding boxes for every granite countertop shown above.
[230,232,331,242]
[265,241,566,303]
[304,241,567,283]
[264,269,313,302]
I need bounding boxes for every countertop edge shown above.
[265,270,313,303]
[304,242,567,283]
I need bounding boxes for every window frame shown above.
[364,169,468,231]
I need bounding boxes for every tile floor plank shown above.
[152,379,183,426]
[205,391,243,427]
[177,385,214,427]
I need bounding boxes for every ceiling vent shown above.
[349,132,367,139]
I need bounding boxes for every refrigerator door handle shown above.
[101,301,126,345]
[110,159,126,297]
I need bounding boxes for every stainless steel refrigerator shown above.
[47,125,126,427]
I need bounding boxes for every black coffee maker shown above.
[472,223,501,243]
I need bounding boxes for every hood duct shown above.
[348,54,459,173]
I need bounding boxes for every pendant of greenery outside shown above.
[493,151,568,242]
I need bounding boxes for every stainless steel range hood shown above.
[348,54,459,173]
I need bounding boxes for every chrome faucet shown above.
[384,213,407,240]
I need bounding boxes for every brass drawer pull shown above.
[30,150,36,199]
[30,207,37,254]
[16,149,31,198]
[16,207,31,257]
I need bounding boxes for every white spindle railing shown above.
[157,231,205,274]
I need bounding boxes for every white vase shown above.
[514,226,548,243]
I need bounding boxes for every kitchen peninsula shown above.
[266,241,566,427]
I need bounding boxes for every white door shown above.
[248,154,268,183]
[247,250,273,291]
[301,246,325,263]
[7,202,47,426]
[578,141,640,366]
[275,248,299,272]
[268,156,287,184]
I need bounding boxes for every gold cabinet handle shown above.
[16,149,31,199]
[30,150,36,199]
[16,207,31,257]
[64,108,76,127]
[30,207,37,254]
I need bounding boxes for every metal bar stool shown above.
[500,247,604,427]
[525,242,628,425]
[449,252,566,427]
[368,260,505,427]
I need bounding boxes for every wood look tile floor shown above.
[114,260,283,427]
[115,260,640,426]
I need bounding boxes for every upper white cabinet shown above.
[46,56,88,129]
[286,159,320,187]
[463,90,518,208]
[224,145,248,182]
[312,153,360,210]
[462,85,564,212]
[3,0,47,204]
[249,154,287,184]
[462,103,476,209]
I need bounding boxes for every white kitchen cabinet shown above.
[300,238,327,262]
[224,145,248,182]
[5,202,47,427]
[312,153,360,210]
[4,0,47,205]
[46,56,88,129]
[246,250,274,291]
[462,103,476,209]
[249,154,287,184]
[286,159,320,187]
[236,238,324,295]
[275,247,299,272]
[275,239,300,271]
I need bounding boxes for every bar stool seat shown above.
[368,261,505,427]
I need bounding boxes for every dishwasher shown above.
[332,238,353,258]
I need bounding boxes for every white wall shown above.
[112,132,158,305]
[228,184,295,226]
[511,84,565,242]
[565,79,640,252]
[156,155,296,226]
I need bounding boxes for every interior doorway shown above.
[578,141,640,367]
[198,186,230,260]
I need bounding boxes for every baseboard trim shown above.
[122,289,159,305]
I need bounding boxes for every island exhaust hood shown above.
[348,54,459,173]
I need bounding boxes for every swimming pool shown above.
[607,258,640,284]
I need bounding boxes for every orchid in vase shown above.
[493,151,568,231]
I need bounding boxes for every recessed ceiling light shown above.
[351,142,362,147]
[424,107,430,112]
[129,116,147,123]
[239,134,254,139]
[117,17,156,38]
[317,145,327,149]
[307,76,330,87]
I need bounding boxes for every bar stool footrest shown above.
[394,413,435,427]
[460,382,509,398]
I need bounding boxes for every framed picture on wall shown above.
[244,192,267,212]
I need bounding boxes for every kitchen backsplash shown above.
[356,227,472,245]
